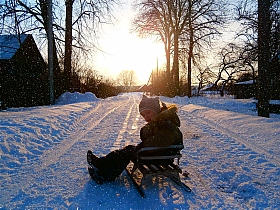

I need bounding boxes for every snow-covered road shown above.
[179,106,280,209]
[1,93,279,209]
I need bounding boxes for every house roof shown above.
[0,34,29,60]
[235,80,255,85]
[201,83,214,91]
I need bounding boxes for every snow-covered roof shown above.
[235,80,255,85]
[0,34,29,60]
[201,83,214,91]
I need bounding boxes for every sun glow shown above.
[92,3,166,85]
[94,35,165,85]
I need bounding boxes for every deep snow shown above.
[0,92,279,209]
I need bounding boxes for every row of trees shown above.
[132,0,227,97]
[1,0,279,117]
[132,0,279,117]
[131,0,279,102]
[0,0,119,99]
[78,68,138,96]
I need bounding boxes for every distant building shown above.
[0,34,49,109]
[200,83,220,95]
[136,84,151,93]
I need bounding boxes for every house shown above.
[0,34,49,109]
[234,51,279,100]
[234,80,256,99]
[200,83,220,95]
[136,84,151,93]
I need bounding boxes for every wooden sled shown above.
[125,145,191,198]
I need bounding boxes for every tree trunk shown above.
[257,0,271,117]
[165,36,173,96]
[64,0,73,92]
[165,39,171,81]
[47,0,54,104]
[172,31,179,96]
[187,45,192,97]
[40,0,62,98]
[187,5,193,98]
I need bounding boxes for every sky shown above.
[91,1,166,85]
[90,1,239,86]
[0,92,279,209]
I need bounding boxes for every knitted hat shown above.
[139,95,161,114]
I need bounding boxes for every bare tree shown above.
[117,70,138,91]
[235,0,279,117]
[179,0,227,97]
[133,0,190,96]
[214,43,255,96]
[0,0,64,97]
[0,0,119,95]
[132,0,173,93]
[235,0,279,57]
[196,66,216,95]
[133,0,227,97]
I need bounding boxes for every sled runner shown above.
[125,145,191,198]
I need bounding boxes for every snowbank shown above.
[55,92,99,105]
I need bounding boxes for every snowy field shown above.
[0,92,279,209]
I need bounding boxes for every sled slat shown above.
[126,145,191,197]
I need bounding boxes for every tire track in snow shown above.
[179,143,229,207]
[181,165,221,207]
[112,97,139,150]
[1,98,131,204]
[179,122,223,207]
[179,109,279,209]
[35,100,127,171]
[68,100,102,130]
[185,110,280,168]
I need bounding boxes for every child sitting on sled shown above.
[87,95,183,181]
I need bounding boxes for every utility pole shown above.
[47,0,54,105]
[157,57,159,78]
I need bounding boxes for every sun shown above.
[94,32,165,85]
[115,35,165,85]
[92,4,166,85]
